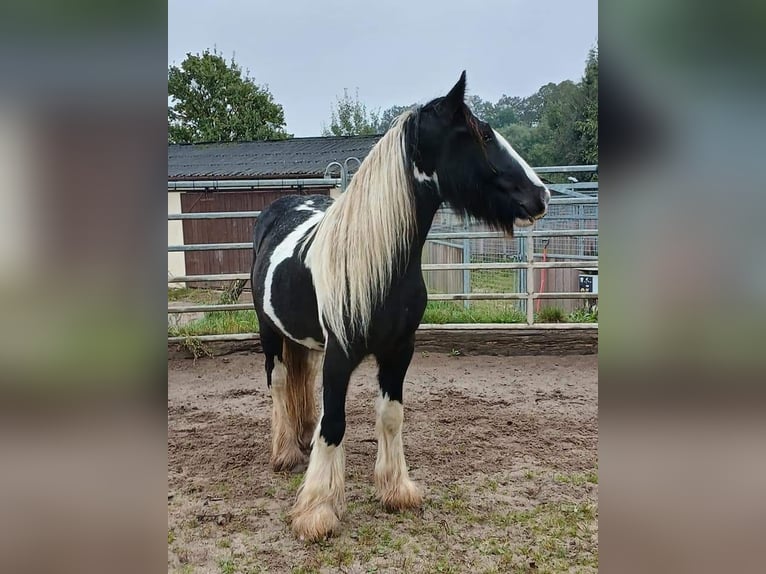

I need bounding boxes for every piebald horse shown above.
[251,72,550,541]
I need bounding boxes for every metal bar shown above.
[167,291,598,308]
[548,182,600,190]
[427,292,606,301]
[168,211,261,220]
[427,230,598,240]
[546,187,592,199]
[169,229,598,252]
[168,243,252,252]
[169,333,260,343]
[169,209,595,221]
[462,220,470,309]
[168,322,598,343]
[533,165,598,173]
[168,178,341,191]
[548,198,598,205]
[166,200,596,221]
[418,322,598,330]
[168,273,250,282]
[168,260,598,284]
[422,261,598,271]
[526,233,534,325]
[429,293,526,301]
[531,254,598,261]
[533,292,598,300]
[168,303,253,313]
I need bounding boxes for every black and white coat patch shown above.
[251,195,332,352]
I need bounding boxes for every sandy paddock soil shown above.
[168,351,598,573]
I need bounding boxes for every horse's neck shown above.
[411,181,444,255]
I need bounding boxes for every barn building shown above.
[168,135,381,286]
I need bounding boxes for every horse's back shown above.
[253,194,333,256]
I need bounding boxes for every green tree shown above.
[465,95,495,122]
[168,49,289,143]
[484,95,522,128]
[576,46,598,164]
[323,89,381,136]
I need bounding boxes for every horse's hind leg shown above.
[374,337,423,511]
[282,340,321,453]
[261,323,307,473]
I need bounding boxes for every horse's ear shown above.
[439,71,466,118]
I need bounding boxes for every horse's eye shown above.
[482,132,493,143]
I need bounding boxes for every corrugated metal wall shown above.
[181,188,331,288]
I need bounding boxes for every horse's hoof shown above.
[271,449,308,474]
[291,502,340,542]
[379,479,423,512]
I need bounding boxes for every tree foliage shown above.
[335,46,598,166]
[168,49,289,144]
[322,89,380,136]
[489,46,598,167]
[576,46,599,164]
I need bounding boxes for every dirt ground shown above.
[168,351,598,574]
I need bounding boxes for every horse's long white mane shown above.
[304,111,416,354]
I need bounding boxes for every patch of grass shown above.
[218,558,237,574]
[169,310,259,337]
[568,306,598,323]
[171,335,213,360]
[356,523,380,546]
[435,484,470,514]
[431,557,461,573]
[554,470,599,486]
[168,286,219,303]
[167,529,176,545]
[217,538,231,549]
[421,301,526,324]
[264,484,278,498]
[321,543,353,568]
[535,305,566,323]
[492,501,598,571]
[286,473,305,493]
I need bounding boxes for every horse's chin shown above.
[513,217,535,228]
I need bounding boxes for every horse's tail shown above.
[282,339,322,450]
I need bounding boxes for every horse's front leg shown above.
[374,337,423,511]
[290,341,357,541]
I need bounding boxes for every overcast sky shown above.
[168,0,598,137]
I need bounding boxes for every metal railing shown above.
[168,166,598,341]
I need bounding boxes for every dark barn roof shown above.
[168,135,383,180]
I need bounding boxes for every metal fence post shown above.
[526,232,535,325]
[462,220,471,309]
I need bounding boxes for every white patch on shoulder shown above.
[263,211,326,349]
[493,129,545,187]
